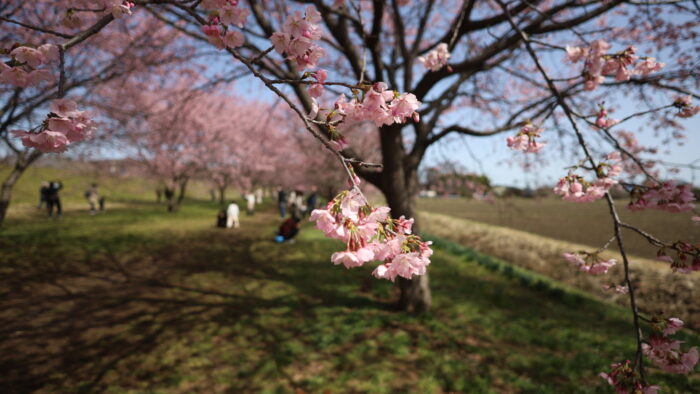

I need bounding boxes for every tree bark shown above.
[218,185,226,206]
[379,124,432,314]
[0,150,42,227]
[176,178,188,206]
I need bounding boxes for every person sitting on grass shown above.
[216,209,227,228]
[276,215,301,243]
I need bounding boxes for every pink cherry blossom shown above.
[311,187,432,281]
[12,130,70,153]
[634,57,664,75]
[308,83,324,98]
[600,360,660,394]
[270,32,291,54]
[663,318,684,336]
[331,247,374,268]
[595,106,619,129]
[388,93,420,123]
[564,252,616,274]
[418,43,451,72]
[270,7,324,69]
[628,181,696,213]
[507,122,545,153]
[565,45,587,63]
[643,336,698,374]
[11,46,45,68]
[51,99,79,117]
[223,30,244,48]
[111,2,134,18]
[219,4,249,27]
[0,66,30,87]
[673,95,700,118]
[571,40,663,91]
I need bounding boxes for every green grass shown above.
[1,167,698,392]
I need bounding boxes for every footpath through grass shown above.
[1,199,698,393]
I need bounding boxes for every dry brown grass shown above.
[418,197,699,258]
[420,211,700,331]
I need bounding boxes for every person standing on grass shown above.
[277,188,287,218]
[246,192,256,216]
[255,188,263,204]
[226,200,240,228]
[37,181,49,209]
[305,186,318,216]
[46,180,63,218]
[85,183,99,214]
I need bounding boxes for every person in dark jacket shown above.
[216,209,227,228]
[38,181,49,209]
[276,215,301,243]
[305,187,318,216]
[46,180,63,217]
[277,188,287,218]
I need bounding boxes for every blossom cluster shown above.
[417,43,451,72]
[642,317,698,374]
[594,105,619,129]
[270,6,324,69]
[600,360,660,394]
[310,82,421,150]
[11,99,95,153]
[0,44,58,88]
[628,181,696,213]
[563,251,617,274]
[657,242,700,274]
[310,189,432,281]
[335,82,421,127]
[307,69,327,98]
[200,1,248,50]
[506,122,545,153]
[566,40,664,91]
[554,153,621,203]
[673,95,700,118]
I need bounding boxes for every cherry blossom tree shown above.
[139,0,698,315]
[2,1,700,390]
[0,0,194,223]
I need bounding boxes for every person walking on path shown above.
[85,183,100,214]
[38,181,49,209]
[226,201,240,228]
[277,188,287,218]
[46,180,63,217]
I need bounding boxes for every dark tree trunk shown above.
[218,186,226,206]
[0,150,42,227]
[176,178,188,205]
[379,124,432,314]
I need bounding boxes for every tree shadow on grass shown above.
[0,224,394,393]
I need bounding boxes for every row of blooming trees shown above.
[2,0,699,391]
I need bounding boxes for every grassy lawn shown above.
[0,168,698,392]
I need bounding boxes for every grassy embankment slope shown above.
[418,198,700,330]
[0,167,698,392]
